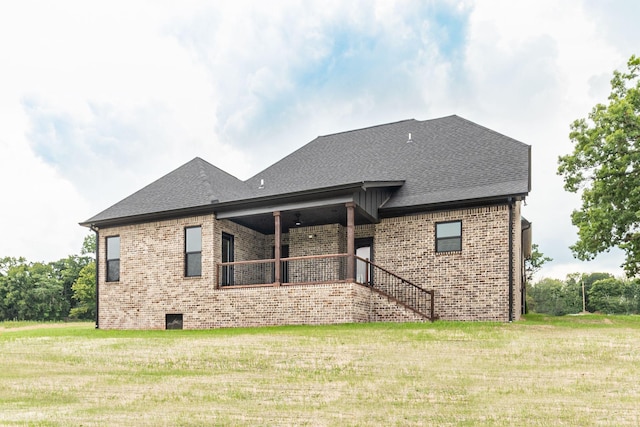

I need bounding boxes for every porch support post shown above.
[274,211,281,286]
[346,202,355,281]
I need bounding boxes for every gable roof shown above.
[81,115,530,227]
[83,157,252,225]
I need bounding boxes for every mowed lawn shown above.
[1,315,639,426]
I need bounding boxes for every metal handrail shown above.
[355,256,436,321]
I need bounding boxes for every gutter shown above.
[508,198,514,322]
[379,193,528,218]
[521,219,532,315]
[90,224,99,329]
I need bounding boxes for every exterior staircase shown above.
[356,257,436,321]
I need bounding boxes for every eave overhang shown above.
[379,192,528,218]
[80,180,405,229]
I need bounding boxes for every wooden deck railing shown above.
[216,254,350,288]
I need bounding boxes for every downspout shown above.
[90,224,99,329]
[507,198,514,322]
[521,220,532,314]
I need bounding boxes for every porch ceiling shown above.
[227,204,374,235]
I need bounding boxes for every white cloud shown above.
[462,0,638,279]
[537,248,627,282]
[0,1,249,260]
[0,128,89,260]
[0,0,638,277]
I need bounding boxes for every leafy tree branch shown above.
[558,55,640,276]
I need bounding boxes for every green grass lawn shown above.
[1,315,639,426]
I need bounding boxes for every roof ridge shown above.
[416,114,458,124]
[317,118,417,138]
[196,158,217,201]
[445,116,528,146]
[193,156,255,192]
[192,157,244,183]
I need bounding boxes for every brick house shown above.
[81,115,532,329]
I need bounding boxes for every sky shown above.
[1,0,639,281]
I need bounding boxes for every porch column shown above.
[273,211,281,286]
[346,202,355,281]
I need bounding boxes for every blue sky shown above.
[1,0,639,280]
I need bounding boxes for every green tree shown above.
[631,279,640,313]
[558,55,640,276]
[0,257,28,320]
[0,256,26,275]
[69,261,96,319]
[81,233,96,257]
[0,234,96,321]
[0,260,68,321]
[49,255,92,315]
[525,244,553,283]
[566,272,614,312]
[588,277,626,314]
[588,277,640,314]
[528,278,581,316]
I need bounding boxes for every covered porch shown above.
[213,183,435,321]
[214,182,402,286]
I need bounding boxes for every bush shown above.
[528,278,581,316]
[529,273,640,316]
[588,278,640,314]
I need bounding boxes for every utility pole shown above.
[582,277,587,313]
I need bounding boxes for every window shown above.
[436,221,462,252]
[185,226,202,277]
[106,236,120,282]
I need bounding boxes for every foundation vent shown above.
[166,314,183,330]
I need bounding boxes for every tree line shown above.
[526,244,640,316]
[0,235,96,321]
[527,273,640,316]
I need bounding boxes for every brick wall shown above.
[288,224,345,283]
[97,215,215,329]
[193,283,370,328]
[215,219,270,285]
[217,219,268,261]
[374,204,517,321]
[96,202,522,329]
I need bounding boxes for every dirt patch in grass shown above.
[0,322,90,332]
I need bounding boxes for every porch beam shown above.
[216,196,352,219]
[346,202,355,281]
[274,211,281,286]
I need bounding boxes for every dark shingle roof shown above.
[244,115,530,207]
[82,115,530,226]
[83,157,252,224]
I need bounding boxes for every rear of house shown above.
[82,115,532,329]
